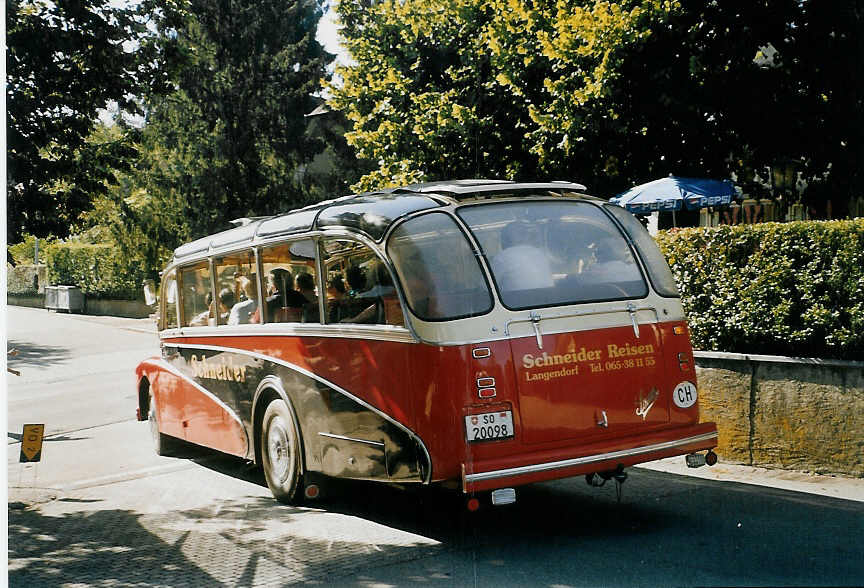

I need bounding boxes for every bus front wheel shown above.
[260,398,304,504]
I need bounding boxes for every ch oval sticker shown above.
[673,381,698,408]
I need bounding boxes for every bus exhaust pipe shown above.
[491,488,516,506]
[686,450,718,468]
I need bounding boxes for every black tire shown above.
[148,393,179,456]
[260,398,304,504]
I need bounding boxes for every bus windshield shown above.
[458,201,648,310]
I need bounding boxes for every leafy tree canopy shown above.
[329,0,546,191]
[139,0,333,241]
[331,0,862,208]
[6,0,179,242]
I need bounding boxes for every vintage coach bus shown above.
[136,179,718,507]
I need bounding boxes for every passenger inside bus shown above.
[548,221,593,277]
[296,272,317,302]
[340,262,396,324]
[261,268,306,323]
[228,276,258,325]
[189,291,214,327]
[231,269,249,306]
[491,220,554,291]
[296,272,319,322]
[215,288,235,324]
[582,236,640,281]
[189,288,235,327]
[326,276,346,322]
[579,238,644,300]
[345,265,366,297]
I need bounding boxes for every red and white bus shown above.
[136,180,718,506]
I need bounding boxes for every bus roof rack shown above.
[403,180,588,199]
[229,216,271,227]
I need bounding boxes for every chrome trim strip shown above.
[317,432,386,448]
[504,305,659,336]
[166,342,433,484]
[464,431,719,483]
[144,357,247,434]
[162,324,417,344]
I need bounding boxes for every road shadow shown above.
[302,468,864,586]
[7,339,72,369]
[8,494,444,586]
[8,431,89,443]
[192,451,268,487]
[148,438,270,488]
[8,465,864,586]
[87,442,864,586]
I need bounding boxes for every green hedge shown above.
[656,219,864,361]
[8,235,45,265]
[46,242,146,300]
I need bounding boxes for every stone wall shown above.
[7,264,47,294]
[696,351,864,477]
[7,296,152,318]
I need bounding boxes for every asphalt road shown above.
[6,305,864,587]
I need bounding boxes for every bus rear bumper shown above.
[461,422,718,493]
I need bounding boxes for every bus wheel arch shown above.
[138,377,151,422]
[142,377,180,456]
[253,378,306,504]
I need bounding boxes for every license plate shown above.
[465,411,514,443]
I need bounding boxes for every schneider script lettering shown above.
[190,354,247,383]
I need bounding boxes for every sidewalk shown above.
[10,420,864,509]
[63,312,158,335]
[638,456,864,502]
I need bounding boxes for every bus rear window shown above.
[388,212,493,321]
[604,204,680,297]
[458,201,647,310]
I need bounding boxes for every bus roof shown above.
[172,180,595,262]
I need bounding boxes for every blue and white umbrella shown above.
[609,176,738,214]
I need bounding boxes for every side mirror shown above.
[143,279,158,306]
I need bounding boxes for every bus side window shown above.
[179,261,212,327]
[162,270,179,330]
[321,239,405,327]
[259,240,320,324]
[214,250,258,326]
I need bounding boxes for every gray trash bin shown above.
[44,285,84,313]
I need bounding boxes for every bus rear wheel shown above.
[260,398,304,504]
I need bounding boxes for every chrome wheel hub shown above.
[267,416,292,483]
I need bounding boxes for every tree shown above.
[483,0,680,194]
[6,0,178,242]
[74,125,186,282]
[329,0,543,191]
[140,0,332,240]
[331,0,862,208]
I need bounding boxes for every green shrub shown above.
[45,242,146,300]
[656,220,864,361]
[8,234,53,265]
